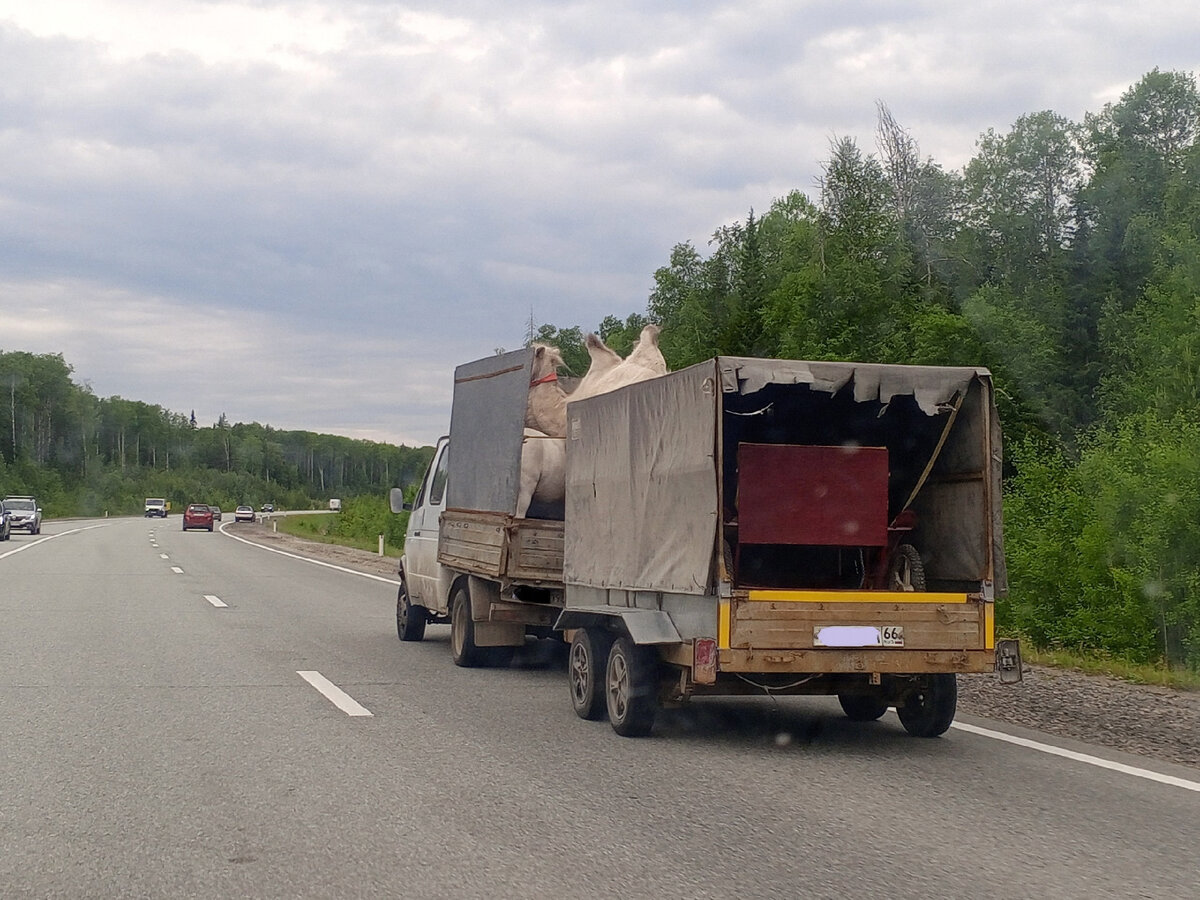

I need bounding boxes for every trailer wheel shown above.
[838,693,890,721]
[889,544,926,592]
[897,674,957,737]
[569,628,614,721]
[605,637,659,737]
[450,586,484,667]
[396,576,427,642]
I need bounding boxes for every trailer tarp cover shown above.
[565,357,1005,595]
[564,363,719,594]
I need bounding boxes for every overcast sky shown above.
[2,1,1197,447]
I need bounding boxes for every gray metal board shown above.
[446,348,533,515]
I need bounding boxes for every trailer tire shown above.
[897,674,957,737]
[838,693,890,721]
[889,543,926,592]
[396,576,427,642]
[605,637,659,737]
[569,628,613,721]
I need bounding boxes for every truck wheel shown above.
[569,628,613,721]
[897,674,957,737]
[605,636,660,737]
[396,577,427,642]
[838,693,890,721]
[889,544,925,592]
[450,586,484,667]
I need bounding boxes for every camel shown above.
[516,324,668,520]
[515,427,566,519]
[524,343,567,439]
[568,324,667,404]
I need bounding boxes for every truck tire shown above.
[450,586,484,667]
[605,636,659,737]
[838,693,890,721]
[897,674,957,737]
[889,544,925,592]
[449,585,514,668]
[396,576,427,642]
[569,628,613,721]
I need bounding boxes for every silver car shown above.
[0,500,11,541]
[3,496,41,534]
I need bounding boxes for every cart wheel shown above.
[569,628,613,720]
[605,637,659,737]
[897,674,957,737]
[838,693,890,721]
[396,575,427,642]
[889,543,926,592]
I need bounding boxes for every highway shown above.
[2,516,1197,899]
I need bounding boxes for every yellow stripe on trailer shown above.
[985,603,995,649]
[747,590,970,604]
[718,596,731,649]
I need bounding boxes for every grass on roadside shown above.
[1016,642,1200,690]
[273,513,403,558]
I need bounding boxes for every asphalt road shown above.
[2,517,1198,899]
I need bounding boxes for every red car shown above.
[182,504,214,532]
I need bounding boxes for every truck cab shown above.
[399,437,452,616]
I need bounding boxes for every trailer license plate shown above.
[813,625,905,648]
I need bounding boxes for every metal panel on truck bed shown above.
[446,348,533,516]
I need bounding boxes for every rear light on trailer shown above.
[694,638,718,685]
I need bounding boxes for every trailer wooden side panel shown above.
[730,597,988,651]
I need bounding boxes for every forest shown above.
[0,349,434,519]
[533,68,1200,672]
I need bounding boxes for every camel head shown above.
[530,343,565,383]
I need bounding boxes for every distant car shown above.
[234,505,255,523]
[182,504,214,532]
[0,500,11,541]
[209,505,222,521]
[261,503,275,513]
[3,496,42,534]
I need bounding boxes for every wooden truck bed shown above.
[438,508,564,587]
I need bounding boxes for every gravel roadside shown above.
[230,520,1200,771]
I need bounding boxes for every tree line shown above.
[0,350,434,517]
[536,68,1200,671]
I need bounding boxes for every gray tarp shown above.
[564,357,1005,596]
[564,364,720,594]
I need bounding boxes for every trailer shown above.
[555,356,1021,737]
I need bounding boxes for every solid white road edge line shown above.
[951,721,1200,794]
[204,595,228,608]
[297,671,373,717]
[219,522,399,585]
[0,523,112,559]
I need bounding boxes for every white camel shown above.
[568,324,667,404]
[516,325,668,519]
[524,343,567,439]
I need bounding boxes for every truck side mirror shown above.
[389,487,411,514]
